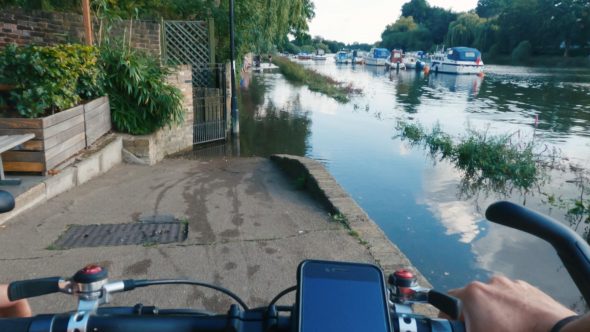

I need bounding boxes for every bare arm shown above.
[0,284,31,318]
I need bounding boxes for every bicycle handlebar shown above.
[486,201,590,305]
[0,308,466,332]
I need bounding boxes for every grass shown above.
[272,56,360,103]
[396,121,547,196]
[329,212,369,246]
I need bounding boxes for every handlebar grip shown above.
[486,201,590,306]
[8,277,61,301]
[0,318,32,332]
[428,290,461,320]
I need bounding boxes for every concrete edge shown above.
[0,136,123,226]
[270,154,437,316]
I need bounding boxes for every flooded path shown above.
[186,60,590,310]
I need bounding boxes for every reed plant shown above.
[272,56,359,103]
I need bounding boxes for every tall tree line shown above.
[380,0,590,58]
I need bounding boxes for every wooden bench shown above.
[0,134,35,185]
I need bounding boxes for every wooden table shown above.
[0,134,35,185]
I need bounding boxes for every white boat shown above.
[364,48,390,66]
[312,49,327,61]
[335,50,351,64]
[402,53,419,69]
[430,47,484,75]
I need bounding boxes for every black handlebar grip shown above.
[428,290,461,320]
[0,318,32,332]
[486,201,590,306]
[8,277,61,301]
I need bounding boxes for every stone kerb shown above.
[122,65,193,165]
[269,154,436,309]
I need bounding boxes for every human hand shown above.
[0,284,32,318]
[448,276,575,332]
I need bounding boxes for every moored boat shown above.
[402,53,419,69]
[335,50,351,64]
[430,47,484,75]
[312,49,327,61]
[385,49,405,70]
[364,48,390,66]
[297,52,312,60]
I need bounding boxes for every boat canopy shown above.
[447,47,481,61]
[373,48,390,59]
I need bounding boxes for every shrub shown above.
[0,43,102,118]
[100,47,183,135]
[511,40,533,64]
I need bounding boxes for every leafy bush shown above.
[100,47,183,135]
[511,40,533,64]
[0,43,102,117]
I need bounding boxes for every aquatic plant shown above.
[272,56,360,103]
[395,121,549,197]
[543,168,590,244]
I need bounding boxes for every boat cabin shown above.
[390,49,403,63]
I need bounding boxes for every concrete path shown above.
[0,158,375,314]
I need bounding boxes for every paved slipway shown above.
[0,157,434,315]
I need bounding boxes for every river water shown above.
[188,59,590,310]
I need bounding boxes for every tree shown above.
[537,0,590,56]
[380,16,432,51]
[476,0,507,18]
[446,13,486,47]
[401,0,430,23]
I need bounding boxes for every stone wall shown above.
[122,65,193,165]
[0,8,161,56]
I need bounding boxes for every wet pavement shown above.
[0,158,376,314]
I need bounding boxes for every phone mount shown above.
[388,269,461,320]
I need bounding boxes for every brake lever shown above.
[388,269,462,320]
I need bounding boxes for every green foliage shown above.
[396,121,545,196]
[284,42,301,55]
[381,0,590,58]
[300,45,316,54]
[272,56,357,103]
[100,46,183,135]
[511,40,533,63]
[0,43,102,118]
[380,16,432,51]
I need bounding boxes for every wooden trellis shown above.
[162,20,228,144]
[162,21,211,86]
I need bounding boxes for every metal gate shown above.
[162,21,228,145]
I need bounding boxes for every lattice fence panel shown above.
[163,21,210,86]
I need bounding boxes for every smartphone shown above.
[296,260,392,332]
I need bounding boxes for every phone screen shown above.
[298,260,391,332]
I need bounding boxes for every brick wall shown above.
[0,8,161,56]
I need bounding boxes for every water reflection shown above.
[238,74,312,157]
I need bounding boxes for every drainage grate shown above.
[52,222,188,249]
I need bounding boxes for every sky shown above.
[307,0,479,44]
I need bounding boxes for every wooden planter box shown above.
[0,96,112,174]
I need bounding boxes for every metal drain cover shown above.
[52,222,187,249]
